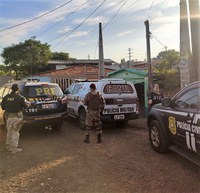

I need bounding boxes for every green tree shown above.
[1,38,52,79]
[155,49,180,74]
[51,52,70,60]
[0,64,12,75]
[119,58,126,68]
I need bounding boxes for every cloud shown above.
[57,26,72,34]
[117,31,132,37]
[73,16,107,26]
[69,31,89,38]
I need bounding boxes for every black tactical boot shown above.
[84,134,89,144]
[97,134,102,144]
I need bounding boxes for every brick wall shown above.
[36,64,113,90]
[38,64,112,79]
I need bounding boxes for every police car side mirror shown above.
[162,97,172,107]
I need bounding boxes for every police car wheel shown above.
[79,109,86,130]
[149,120,169,153]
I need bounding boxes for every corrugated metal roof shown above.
[107,68,147,76]
[48,59,115,65]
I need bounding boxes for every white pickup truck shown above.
[64,78,140,129]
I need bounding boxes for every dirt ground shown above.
[0,117,200,193]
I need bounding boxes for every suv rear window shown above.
[103,84,133,94]
[24,85,63,98]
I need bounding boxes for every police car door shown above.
[169,87,200,154]
[67,84,83,116]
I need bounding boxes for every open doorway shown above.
[134,82,145,117]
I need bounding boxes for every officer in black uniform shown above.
[148,83,164,109]
[2,84,29,154]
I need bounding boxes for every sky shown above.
[0,0,180,64]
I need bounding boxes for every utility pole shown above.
[128,48,133,67]
[144,20,152,93]
[99,22,105,79]
[180,0,200,86]
[189,0,200,82]
[180,0,191,87]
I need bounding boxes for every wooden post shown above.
[144,20,152,94]
[99,23,105,80]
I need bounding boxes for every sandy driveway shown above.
[0,117,199,193]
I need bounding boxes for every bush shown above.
[154,72,180,89]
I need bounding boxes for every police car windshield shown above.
[24,85,63,98]
[103,84,134,94]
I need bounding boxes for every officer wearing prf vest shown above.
[83,83,105,144]
[1,84,30,154]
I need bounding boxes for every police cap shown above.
[11,84,19,92]
[90,83,96,90]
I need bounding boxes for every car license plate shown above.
[114,114,125,120]
[42,103,55,109]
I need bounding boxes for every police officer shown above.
[83,83,105,144]
[2,84,29,154]
[148,83,164,109]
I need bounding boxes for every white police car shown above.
[147,81,200,166]
[64,78,140,129]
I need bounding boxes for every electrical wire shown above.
[151,32,166,49]
[103,0,141,29]
[150,0,170,28]
[0,0,73,32]
[52,0,108,48]
[147,0,156,19]
[0,3,87,38]
[66,0,130,49]
[65,0,141,59]
[68,0,139,47]
[36,0,91,38]
[103,0,129,29]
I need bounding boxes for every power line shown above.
[36,0,91,38]
[67,0,129,48]
[150,32,167,50]
[69,0,132,58]
[103,0,129,29]
[0,0,73,32]
[0,3,87,39]
[150,0,170,28]
[103,0,141,29]
[147,0,156,19]
[52,0,108,48]
[65,0,141,56]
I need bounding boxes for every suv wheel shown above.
[149,120,169,153]
[79,109,86,130]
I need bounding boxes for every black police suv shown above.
[0,79,67,130]
[147,81,200,166]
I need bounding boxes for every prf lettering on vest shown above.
[35,88,56,96]
[7,97,15,101]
